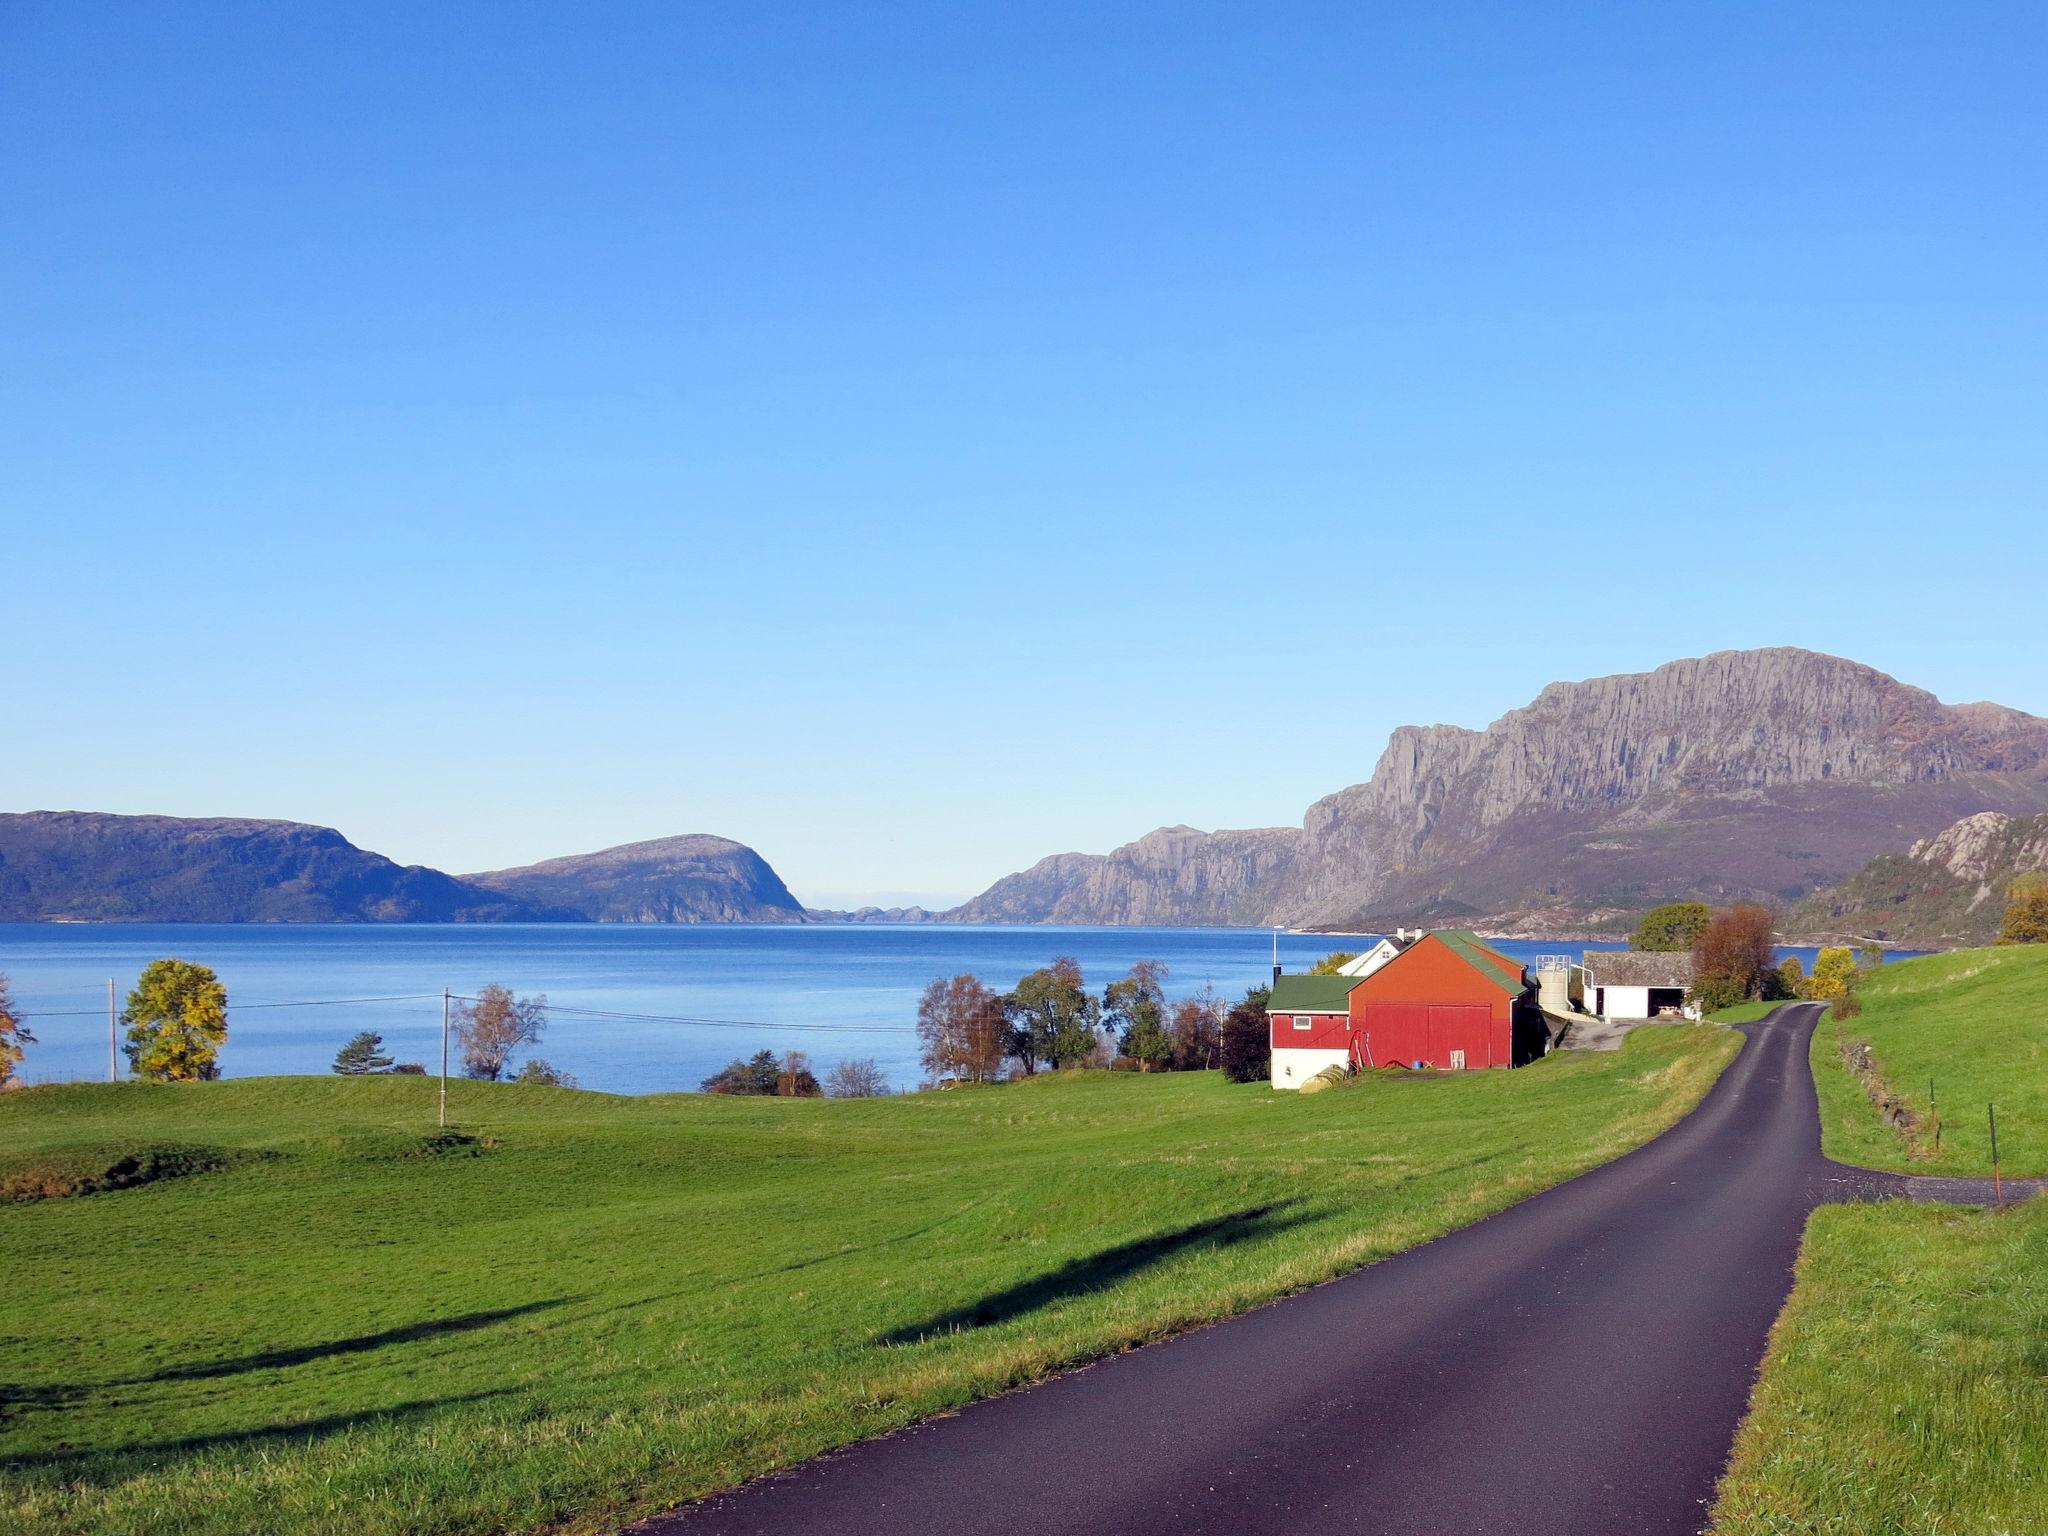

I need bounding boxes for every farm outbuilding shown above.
[1266,930,1548,1089]
[1580,950,1701,1021]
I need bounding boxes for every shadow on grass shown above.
[878,1201,1321,1345]
[0,1388,521,1471]
[0,1298,574,1428]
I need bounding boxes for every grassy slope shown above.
[1812,945,2048,1176]
[1709,1000,1781,1024]
[1,1029,1736,1536]
[1712,1200,2048,1536]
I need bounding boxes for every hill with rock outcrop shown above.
[467,834,807,923]
[943,649,2048,934]
[1788,811,2048,947]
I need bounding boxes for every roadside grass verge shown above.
[1709,1001,1781,1024]
[1811,945,2048,1176]
[1711,1198,2048,1536]
[0,1026,1736,1536]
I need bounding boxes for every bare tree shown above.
[825,1057,890,1098]
[455,984,547,1080]
[1169,986,1224,1071]
[917,973,1008,1084]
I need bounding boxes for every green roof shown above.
[1266,974,1358,1012]
[1430,930,1529,996]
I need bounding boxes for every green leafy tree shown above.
[1633,903,1713,952]
[122,959,228,1082]
[1997,873,2048,945]
[1773,956,1805,1000]
[1105,961,1171,1070]
[1307,951,1359,976]
[1218,985,1272,1084]
[512,1057,577,1087]
[1804,947,1858,1001]
[0,973,33,1089]
[332,1030,395,1075]
[1003,957,1099,1072]
[454,984,547,1081]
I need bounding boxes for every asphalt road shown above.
[637,1004,2031,1536]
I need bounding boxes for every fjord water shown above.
[1,924,1873,1093]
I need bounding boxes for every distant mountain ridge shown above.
[1789,811,2048,947]
[0,812,570,923]
[467,835,807,923]
[942,649,2048,934]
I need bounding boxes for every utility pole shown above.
[107,978,117,1082]
[439,988,450,1128]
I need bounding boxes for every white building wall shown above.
[1596,984,1704,1021]
[1271,1047,1352,1090]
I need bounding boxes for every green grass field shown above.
[1708,1000,1781,1024]
[0,1029,1736,1536]
[1812,945,2048,1176]
[1712,1198,2048,1536]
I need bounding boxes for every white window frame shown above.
[1293,1014,1312,1030]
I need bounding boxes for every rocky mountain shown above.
[467,834,807,923]
[944,649,2048,934]
[0,812,569,923]
[1789,811,2048,947]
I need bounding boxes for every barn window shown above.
[1293,1015,1311,1030]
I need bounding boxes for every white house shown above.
[1579,949,1702,1021]
[1333,931,1420,978]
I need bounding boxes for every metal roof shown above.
[1266,975,1359,1012]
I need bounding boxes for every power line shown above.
[25,992,445,1019]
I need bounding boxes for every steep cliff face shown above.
[467,834,807,923]
[1790,811,2048,947]
[948,828,1305,926]
[0,812,564,922]
[946,650,2048,932]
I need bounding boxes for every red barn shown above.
[1266,931,1544,1089]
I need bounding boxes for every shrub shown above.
[390,1062,427,1075]
[824,1058,890,1097]
[1829,987,1862,1021]
[1805,947,1857,1001]
[512,1058,577,1088]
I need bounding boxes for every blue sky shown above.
[4,2,2044,906]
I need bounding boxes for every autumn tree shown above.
[332,1030,395,1075]
[917,973,1008,1084]
[1003,957,1099,1072]
[454,984,547,1081]
[1688,904,1779,1013]
[1219,985,1272,1084]
[122,959,228,1081]
[1804,947,1858,1002]
[776,1050,823,1097]
[1169,987,1223,1071]
[825,1057,890,1098]
[1773,956,1805,1000]
[1997,873,2048,945]
[1633,903,1713,952]
[0,973,33,1089]
[1105,961,1171,1070]
[1308,951,1359,976]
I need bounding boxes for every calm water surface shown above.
[0,924,1895,1093]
